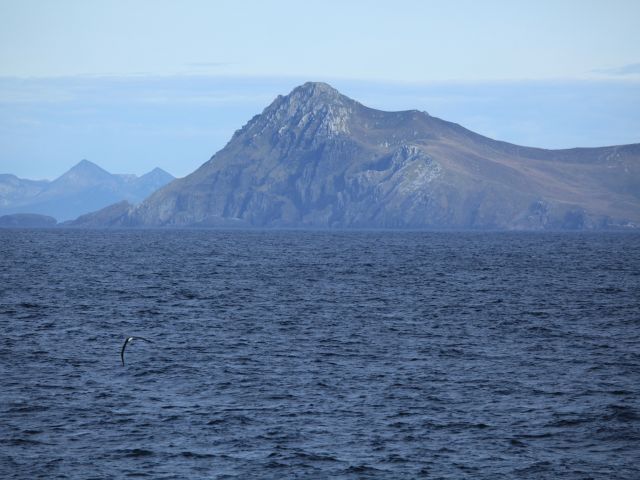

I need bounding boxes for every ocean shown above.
[1,230,639,479]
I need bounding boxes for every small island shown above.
[0,213,57,228]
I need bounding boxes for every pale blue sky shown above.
[1,0,639,178]
[2,0,640,80]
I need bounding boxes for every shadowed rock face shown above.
[77,82,640,229]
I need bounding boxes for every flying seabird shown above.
[121,336,153,366]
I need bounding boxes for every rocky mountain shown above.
[0,160,174,221]
[71,82,640,230]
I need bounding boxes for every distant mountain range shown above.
[0,160,174,222]
[70,82,640,230]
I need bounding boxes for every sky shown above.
[1,0,639,179]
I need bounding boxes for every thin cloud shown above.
[186,62,237,68]
[593,62,640,76]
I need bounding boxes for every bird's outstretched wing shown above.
[121,336,154,366]
[121,337,130,366]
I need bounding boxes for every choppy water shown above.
[1,230,639,479]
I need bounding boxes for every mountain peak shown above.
[293,81,342,98]
[71,84,640,230]
[242,81,355,141]
[140,167,174,182]
[71,159,105,172]
[285,81,350,110]
[57,159,111,183]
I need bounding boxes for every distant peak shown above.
[52,158,112,184]
[142,167,174,179]
[70,159,105,172]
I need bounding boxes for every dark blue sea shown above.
[1,230,639,479]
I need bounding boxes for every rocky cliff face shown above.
[75,82,640,229]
